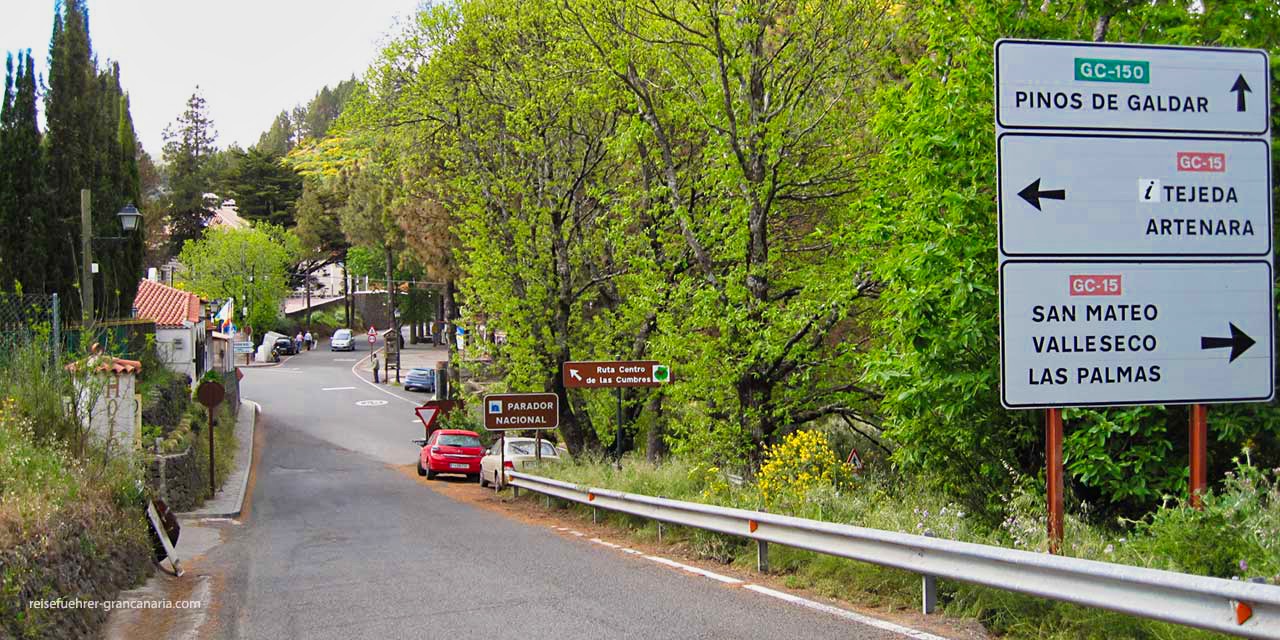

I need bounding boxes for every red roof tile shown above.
[133,279,202,328]
[64,344,142,375]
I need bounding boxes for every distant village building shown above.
[132,278,207,382]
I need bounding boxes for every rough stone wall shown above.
[144,447,205,512]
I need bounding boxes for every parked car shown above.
[329,328,355,351]
[479,437,564,487]
[273,336,298,356]
[403,367,436,393]
[417,429,483,480]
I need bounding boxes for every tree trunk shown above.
[645,394,668,462]
[304,267,312,331]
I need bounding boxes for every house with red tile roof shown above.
[132,278,208,381]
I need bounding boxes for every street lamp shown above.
[117,203,142,233]
[80,189,141,328]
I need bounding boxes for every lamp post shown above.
[80,189,142,328]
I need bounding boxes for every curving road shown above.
[202,338,922,639]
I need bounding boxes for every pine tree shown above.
[162,87,218,252]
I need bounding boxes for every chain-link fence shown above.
[0,292,59,358]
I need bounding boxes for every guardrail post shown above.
[756,507,769,573]
[593,507,599,524]
[922,530,937,614]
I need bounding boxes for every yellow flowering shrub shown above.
[756,430,853,508]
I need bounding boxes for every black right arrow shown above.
[1201,323,1256,363]
[1018,178,1067,211]
[1231,74,1252,112]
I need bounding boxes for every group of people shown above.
[294,331,315,352]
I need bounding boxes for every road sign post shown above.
[995,39,1272,551]
[562,360,670,462]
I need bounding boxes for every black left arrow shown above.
[1231,74,1252,112]
[1018,178,1067,211]
[1201,323,1256,363]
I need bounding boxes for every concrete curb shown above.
[181,399,259,519]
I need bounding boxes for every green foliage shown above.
[216,147,301,227]
[162,87,219,252]
[177,223,301,335]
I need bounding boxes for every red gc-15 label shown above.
[1069,274,1122,296]
[1176,151,1225,172]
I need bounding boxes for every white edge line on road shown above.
[742,584,950,640]
[643,555,743,585]
[348,349,422,406]
[589,538,622,549]
[321,386,357,391]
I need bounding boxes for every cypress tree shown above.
[44,0,96,317]
[0,51,48,293]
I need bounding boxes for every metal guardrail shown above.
[507,470,1280,639]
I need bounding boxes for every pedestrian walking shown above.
[372,352,380,384]
[294,332,303,353]
[304,330,314,351]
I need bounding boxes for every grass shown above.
[532,454,1276,640]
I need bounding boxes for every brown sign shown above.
[195,381,225,409]
[561,361,670,389]
[484,393,559,431]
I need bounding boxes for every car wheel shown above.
[479,473,489,488]
[426,468,437,480]
[417,461,426,477]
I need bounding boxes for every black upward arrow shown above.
[1231,74,1252,112]
[1017,179,1067,211]
[1201,323,1256,363]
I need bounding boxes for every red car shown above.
[417,429,484,480]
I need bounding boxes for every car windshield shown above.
[409,369,432,377]
[508,441,558,456]
[438,434,480,447]
[334,330,351,339]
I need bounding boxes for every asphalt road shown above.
[206,339,913,639]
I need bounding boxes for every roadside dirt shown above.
[394,465,989,640]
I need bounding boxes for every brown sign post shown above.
[562,360,671,461]
[562,360,669,389]
[195,380,225,498]
[484,393,560,477]
[483,393,560,431]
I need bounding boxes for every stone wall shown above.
[145,447,204,512]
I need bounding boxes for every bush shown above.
[756,430,854,510]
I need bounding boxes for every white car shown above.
[479,437,565,487]
[329,328,355,351]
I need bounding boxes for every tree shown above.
[0,50,47,293]
[39,0,143,319]
[217,147,302,226]
[177,223,300,336]
[162,88,218,253]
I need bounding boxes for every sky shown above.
[0,0,423,157]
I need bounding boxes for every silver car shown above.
[479,437,565,487]
[329,329,355,351]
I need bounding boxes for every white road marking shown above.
[569,531,585,537]
[742,585,950,640]
[643,555,743,585]
[347,350,423,406]
[590,538,622,549]
[355,399,389,407]
[322,386,356,391]
[333,358,358,362]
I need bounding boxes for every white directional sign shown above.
[998,134,1272,256]
[995,39,1273,410]
[1000,261,1274,408]
[996,40,1270,134]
